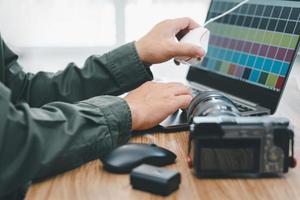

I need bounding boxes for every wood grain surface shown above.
[26,70,300,200]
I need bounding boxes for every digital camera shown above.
[187,91,296,177]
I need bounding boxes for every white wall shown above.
[0,0,210,74]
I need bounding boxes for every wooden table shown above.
[26,67,300,200]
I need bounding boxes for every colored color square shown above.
[276,48,287,61]
[255,5,264,15]
[219,48,226,59]
[223,26,231,36]
[241,5,248,14]
[236,41,244,51]
[234,66,245,78]
[220,38,227,48]
[224,15,231,25]
[215,60,222,71]
[231,29,240,38]
[228,64,236,75]
[295,23,300,35]
[286,21,296,34]
[252,18,260,29]
[242,68,252,79]
[249,69,260,82]
[210,36,218,46]
[207,47,214,57]
[229,15,237,25]
[240,54,248,65]
[216,36,223,46]
[232,52,240,63]
[225,51,233,62]
[280,63,289,76]
[216,48,222,58]
[244,16,252,28]
[255,32,265,43]
[267,19,277,31]
[242,42,252,53]
[289,36,299,49]
[262,6,273,17]
[246,55,256,67]
[263,32,273,44]
[280,7,291,19]
[290,8,300,20]
[236,16,245,26]
[271,33,282,46]
[273,6,282,17]
[276,76,285,90]
[207,59,216,69]
[259,18,268,29]
[214,48,221,58]
[248,31,256,41]
[202,57,209,67]
[285,50,294,62]
[248,4,256,15]
[267,46,278,59]
[220,62,230,73]
[254,57,264,69]
[271,61,282,74]
[276,20,286,32]
[258,72,268,85]
[266,74,278,88]
[264,32,274,43]
[229,39,238,50]
[250,43,260,55]
[222,38,230,48]
[280,35,292,48]
[262,59,273,72]
[259,45,268,57]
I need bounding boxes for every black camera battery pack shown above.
[130,164,181,196]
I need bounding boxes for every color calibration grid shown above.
[199,0,300,91]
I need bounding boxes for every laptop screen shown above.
[187,0,300,112]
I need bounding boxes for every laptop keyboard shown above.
[190,88,254,113]
[233,103,253,112]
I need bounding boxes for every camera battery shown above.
[130,164,181,196]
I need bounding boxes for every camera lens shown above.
[187,91,240,122]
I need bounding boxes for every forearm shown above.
[4,42,153,107]
[0,87,131,197]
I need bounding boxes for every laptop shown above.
[159,0,300,131]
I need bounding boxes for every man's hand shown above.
[124,81,192,130]
[135,17,205,64]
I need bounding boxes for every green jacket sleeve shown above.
[0,35,152,198]
[0,84,132,198]
[2,39,153,107]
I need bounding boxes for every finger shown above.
[172,86,192,96]
[166,83,192,95]
[172,17,200,32]
[166,82,186,88]
[176,28,190,41]
[172,42,205,58]
[175,95,193,109]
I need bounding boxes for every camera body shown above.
[188,116,294,177]
[187,91,296,178]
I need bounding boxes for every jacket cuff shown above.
[81,95,132,147]
[105,42,153,93]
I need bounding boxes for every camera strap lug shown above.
[290,132,297,168]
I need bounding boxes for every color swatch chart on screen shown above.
[199,0,300,91]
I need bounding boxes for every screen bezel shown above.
[186,0,300,114]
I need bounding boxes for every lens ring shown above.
[187,91,240,121]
